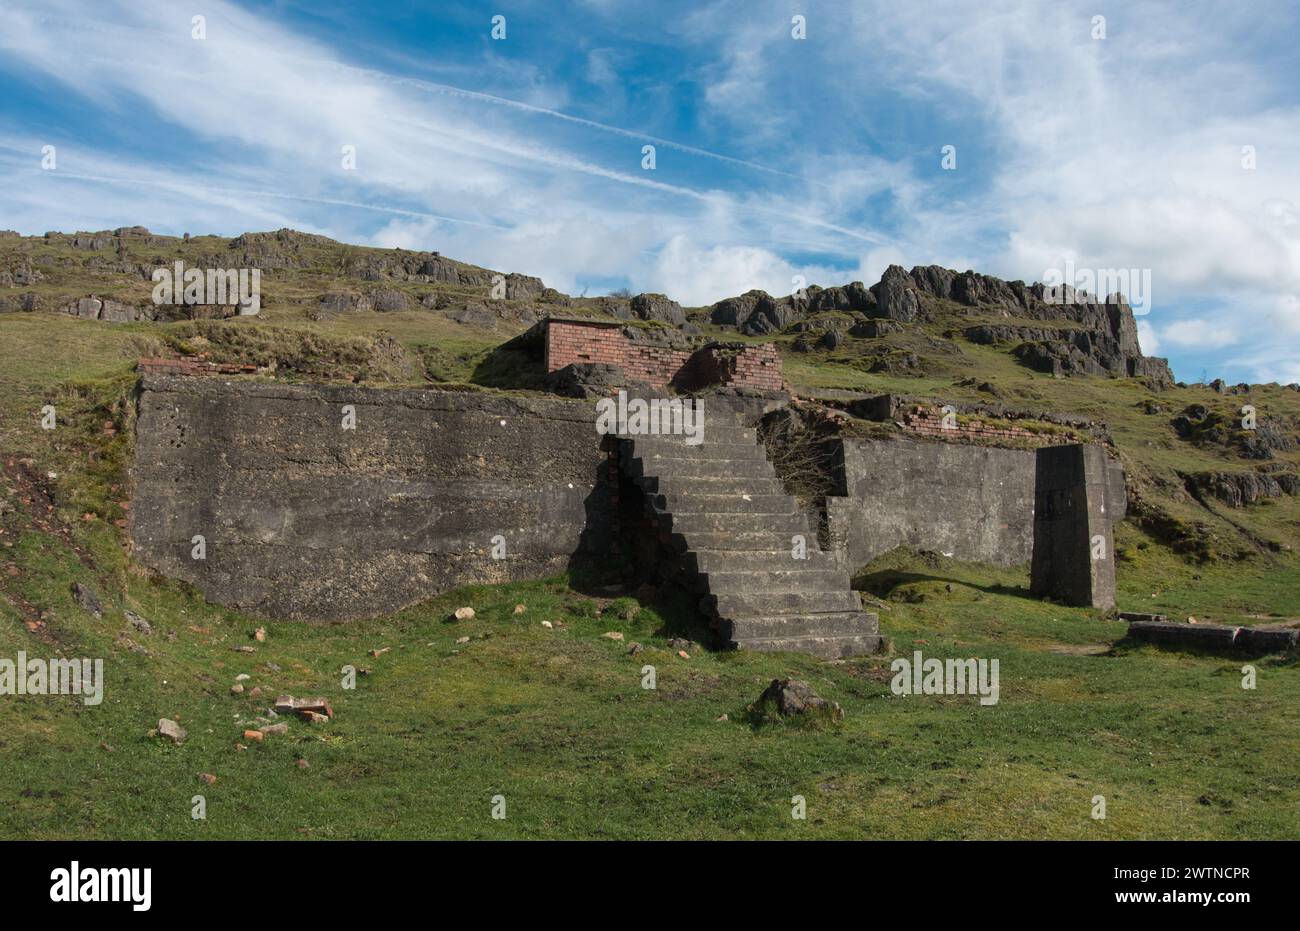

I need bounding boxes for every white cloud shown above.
[1136,319,1160,357]
[1159,318,1241,349]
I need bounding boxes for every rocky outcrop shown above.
[697,260,1171,386]
[708,290,796,335]
[1172,404,1297,460]
[629,292,686,326]
[1181,469,1300,507]
[872,264,923,322]
[60,296,153,322]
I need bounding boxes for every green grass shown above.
[3,517,1298,838]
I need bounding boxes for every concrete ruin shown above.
[130,373,1123,651]
[1030,444,1118,609]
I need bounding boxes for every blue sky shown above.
[1,0,1298,384]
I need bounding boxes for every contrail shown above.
[2,5,827,189]
[36,169,511,230]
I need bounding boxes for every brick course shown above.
[900,404,1082,445]
[138,357,259,377]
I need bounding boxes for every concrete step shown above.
[702,568,851,593]
[688,549,836,573]
[649,493,797,515]
[668,512,811,536]
[720,611,879,640]
[705,589,863,617]
[635,475,788,496]
[625,456,775,481]
[666,530,810,553]
[624,439,769,462]
[729,633,886,660]
[617,424,758,444]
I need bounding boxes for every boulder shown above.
[543,362,652,399]
[753,678,844,722]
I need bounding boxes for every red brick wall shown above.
[138,358,259,377]
[544,320,784,391]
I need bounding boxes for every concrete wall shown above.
[826,437,1038,567]
[131,375,611,621]
[1030,443,1117,608]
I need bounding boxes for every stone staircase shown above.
[617,408,883,659]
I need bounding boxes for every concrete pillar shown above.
[1030,444,1116,609]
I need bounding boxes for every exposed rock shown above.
[157,718,187,743]
[630,293,686,326]
[1181,470,1299,508]
[871,265,922,322]
[817,329,845,351]
[708,290,797,335]
[752,679,844,722]
[372,288,411,313]
[72,582,102,617]
[125,610,153,634]
[849,318,902,338]
[543,362,652,399]
[447,303,495,327]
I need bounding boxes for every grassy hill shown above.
[1,229,1297,839]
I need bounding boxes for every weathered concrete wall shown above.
[826,437,1038,567]
[131,376,611,621]
[1030,443,1116,608]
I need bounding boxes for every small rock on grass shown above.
[125,610,152,635]
[452,606,475,622]
[754,679,844,723]
[601,631,624,641]
[254,627,266,641]
[627,642,643,655]
[541,620,553,629]
[156,718,186,743]
[260,722,288,737]
[71,582,103,618]
[455,636,470,644]
[197,773,217,785]
[513,603,526,615]
[243,729,264,742]
[230,683,244,695]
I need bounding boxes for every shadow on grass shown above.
[854,568,1033,601]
